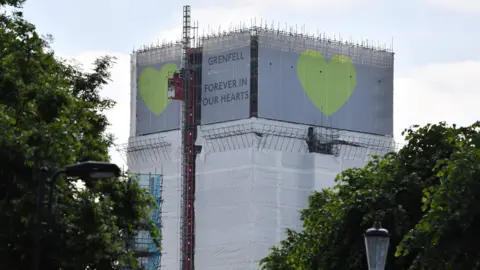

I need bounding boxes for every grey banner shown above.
[201,33,251,124]
[135,48,181,135]
[258,32,394,136]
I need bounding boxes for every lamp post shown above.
[364,222,390,270]
[33,161,121,270]
[46,161,121,215]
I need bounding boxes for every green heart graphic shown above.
[297,50,357,116]
[138,63,178,115]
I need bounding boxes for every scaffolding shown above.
[134,42,182,66]
[161,23,394,135]
[255,27,393,68]
[133,11,396,270]
[200,123,400,161]
[139,16,393,69]
[190,24,393,69]
[125,173,164,270]
[115,137,172,166]
[307,127,400,160]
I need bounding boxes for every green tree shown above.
[260,121,480,270]
[0,1,159,269]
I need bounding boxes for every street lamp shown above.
[47,161,121,215]
[64,161,121,179]
[33,161,121,270]
[364,222,390,270]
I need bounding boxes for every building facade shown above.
[126,28,395,269]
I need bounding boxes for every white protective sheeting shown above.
[127,115,394,269]
[195,118,394,270]
[195,149,312,269]
[128,130,182,270]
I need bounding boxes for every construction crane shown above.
[168,5,200,270]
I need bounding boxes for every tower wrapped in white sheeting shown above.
[124,24,395,269]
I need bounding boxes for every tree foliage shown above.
[260,121,480,269]
[0,2,159,269]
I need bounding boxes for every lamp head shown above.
[65,161,121,179]
[364,223,390,270]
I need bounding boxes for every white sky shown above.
[19,0,480,167]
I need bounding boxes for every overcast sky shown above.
[20,0,480,167]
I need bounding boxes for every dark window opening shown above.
[307,127,335,155]
[306,127,361,155]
